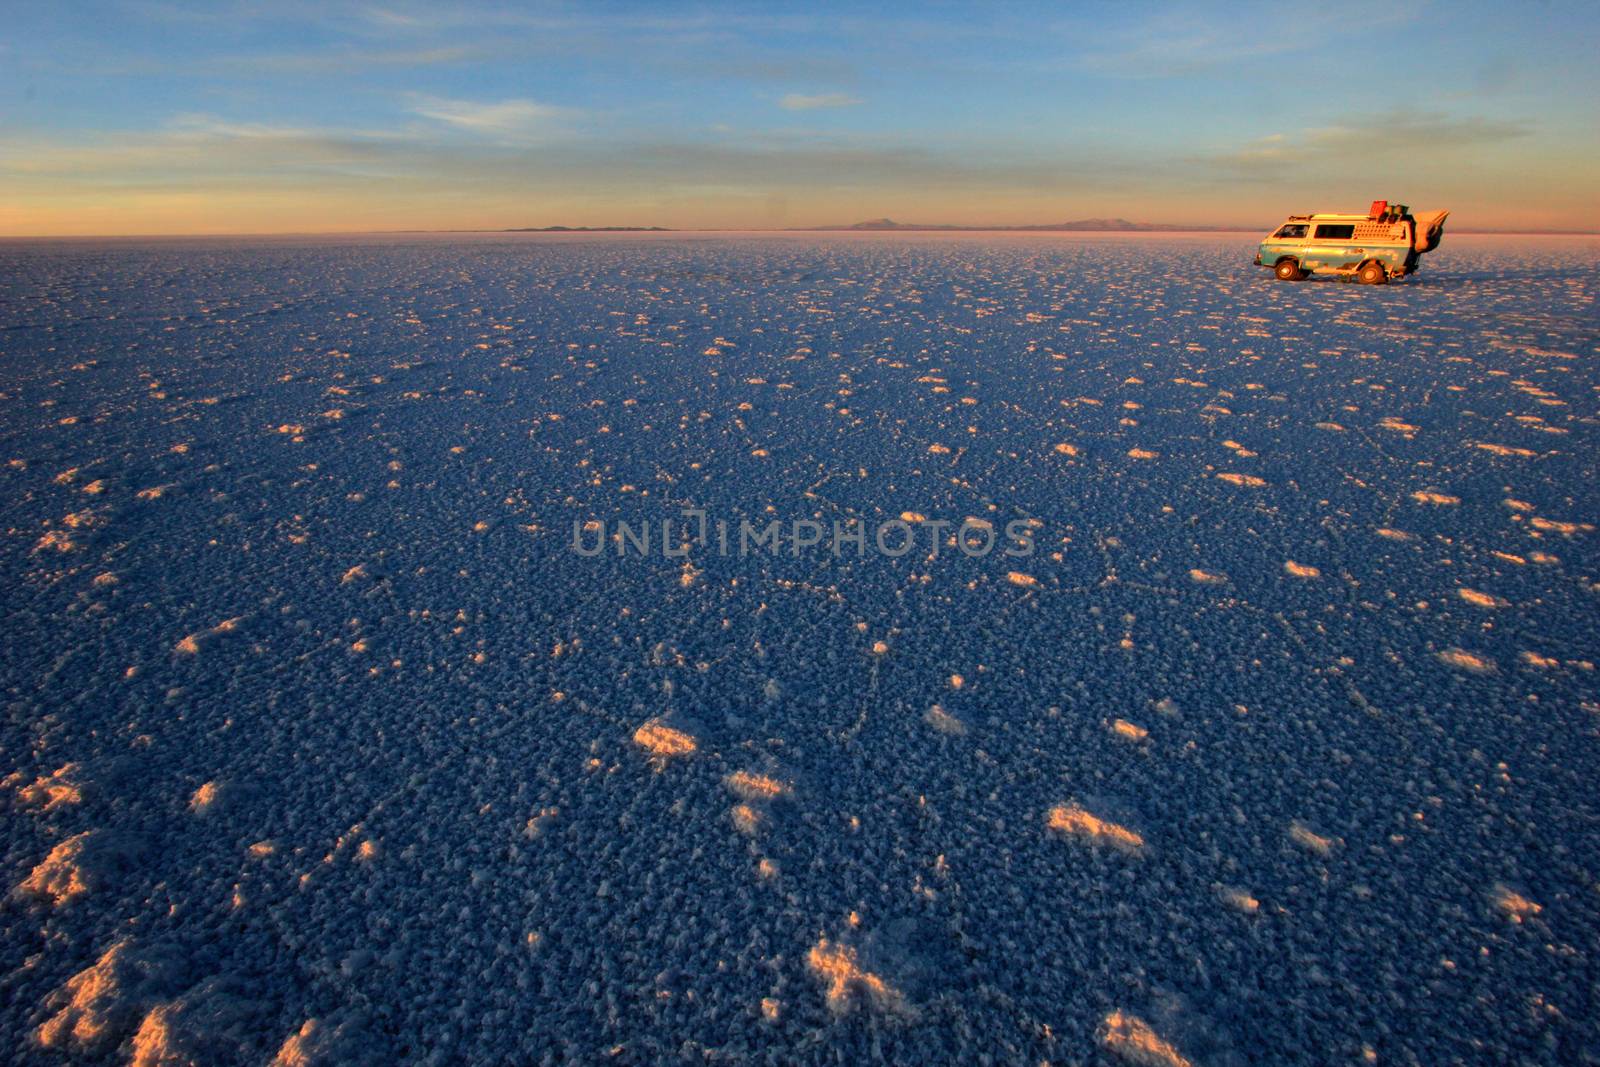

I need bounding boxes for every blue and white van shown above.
[1255,201,1449,283]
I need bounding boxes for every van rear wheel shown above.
[1275,258,1304,281]
[1358,261,1388,285]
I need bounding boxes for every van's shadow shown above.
[1406,268,1596,288]
[1257,268,1593,288]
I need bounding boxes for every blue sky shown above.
[2,1,1596,233]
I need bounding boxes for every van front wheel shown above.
[1358,261,1388,285]
[1275,258,1304,281]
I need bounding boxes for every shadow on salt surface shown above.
[1407,267,1596,288]
[1,233,1596,1063]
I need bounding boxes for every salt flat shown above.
[2,233,1597,1064]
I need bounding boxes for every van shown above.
[1255,201,1449,283]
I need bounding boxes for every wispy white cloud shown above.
[778,92,863,111]
[407,95,575,143]
[1213,110,1532,170]
[230,45,481,74]
[1068,1,1422,77]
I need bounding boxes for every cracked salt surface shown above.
[2,232,1597,1064]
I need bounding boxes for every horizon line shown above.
[4,226,1599,240]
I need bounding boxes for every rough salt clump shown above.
[1100,1010,1193,1066]
[17,831,145,907]
[807,939,910,1016]
[1049,805,1144,852]
[632,719,697,759]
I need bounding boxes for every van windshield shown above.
[1274,224,1308,238]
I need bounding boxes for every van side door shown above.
[1306,223,1362,269]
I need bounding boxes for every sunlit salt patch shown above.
[730,804,762,835]
[725,771,789,802]
[269,1012,381,1066]
[1054,442,1079,456]
[632,719,697,760]
[1457,588,1508,609]
[1218,886,1260,914]
[900,511,926,523]
[1378,417,1419,433]
[1100,1010,1193,1067]
[806,939,910,1016]
[173,616,248,656]
[34,529,79,553]
[1529,516,1594,536]
[1110,718,1148,741]
[1492,551,1526,566]
[15,763,85,811]
[1221,440,1257,457]
[1006,571,1038,588]
[1315,422,1345,432]
[131,972,291,1064]
[1288,821,1336,856]
[1520,651,1560,669]
[17,830,145,907]
[1215,473,1266,488]
[36,939,189,1056]
[1188,569,1226,585]
[1127,448,1159,460]
[1283,561,1321,579]
[1438,648,1496,673]
[189,781,223,815]
[1474,442,1537,458]
[1493,885,1542,923]
[1375,527,1414,542]
[135,484,176,501]
[927,443,951,454]
[1503,498,1535,512]
[1411,490,1460,506]
[1048,805,1143,852]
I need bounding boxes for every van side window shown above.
[1314,224,1355,239]
[1274,224,1308,238]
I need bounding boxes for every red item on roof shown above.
[1369,200,1388,219]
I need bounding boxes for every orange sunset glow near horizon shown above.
[2,2,1597,237]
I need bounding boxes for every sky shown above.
[1,1,1596,235]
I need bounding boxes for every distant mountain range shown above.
[800,217,1253,232]
[484,219,1595,236]
[501,225,672,232]
[489,218,1250,234]
[800,217,1260,231]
